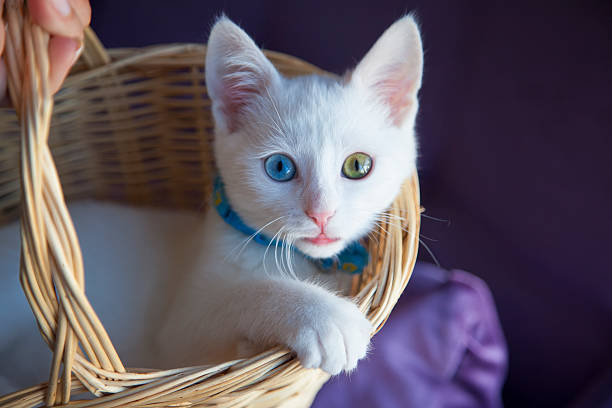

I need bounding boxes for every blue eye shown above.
[264,154,296,181]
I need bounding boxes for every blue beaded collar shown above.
[212,176,369,275]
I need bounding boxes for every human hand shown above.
[0,0,91,102]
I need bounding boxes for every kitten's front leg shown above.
[232,278,373,375]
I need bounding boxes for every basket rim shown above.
[64,43,329,88]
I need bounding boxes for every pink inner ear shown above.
[375,74,416,127]
[217,65,268,131]
[222,77,256,116]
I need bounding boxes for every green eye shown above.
[342,153,372,179]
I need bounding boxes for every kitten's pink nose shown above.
[306,210,335,229]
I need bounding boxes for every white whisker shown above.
[228,215,287,260]
[263,225,285,277]
[419,238,440,267]
[285,234,297,280]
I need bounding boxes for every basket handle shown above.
[4,1,125,405]
[81,26,111,69]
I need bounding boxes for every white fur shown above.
[0,15,423,394]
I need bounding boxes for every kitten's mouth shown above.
[303,234,340,246]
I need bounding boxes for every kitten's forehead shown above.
[249,75,385,154]
[277,76,345,141]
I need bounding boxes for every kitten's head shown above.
[205,16,423,259]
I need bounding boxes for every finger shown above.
[69,0,91,27]
[48,36,82,94]
[0,58,7,104]
[29,0,84,39]
[0,0,5,53]
[0,0,5,105]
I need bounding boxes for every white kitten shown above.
[0,15,423,394]
[158,15,423,371]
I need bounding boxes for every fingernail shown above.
[71,39,84,66]
[50,0,72,17]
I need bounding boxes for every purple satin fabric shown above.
[313,262,507,408]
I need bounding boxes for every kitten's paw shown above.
[288,296,372,375]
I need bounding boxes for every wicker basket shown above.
[0,3,420,407]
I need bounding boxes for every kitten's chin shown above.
[295,238,346,259]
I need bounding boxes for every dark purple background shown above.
[90,1,612,406]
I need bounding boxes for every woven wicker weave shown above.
[0,3,420,407]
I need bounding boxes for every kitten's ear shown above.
[351,15,424,128]
[205,17,281,131]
